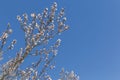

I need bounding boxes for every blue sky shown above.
[0,0,120,80]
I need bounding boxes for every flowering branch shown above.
[0,2,79,80]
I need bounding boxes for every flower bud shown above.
[31,13,36,18]
[8,29,12,34]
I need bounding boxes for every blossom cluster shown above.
[58,68,79,80]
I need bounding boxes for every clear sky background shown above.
[0,0,120,80]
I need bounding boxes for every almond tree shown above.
[0,2,79,80]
